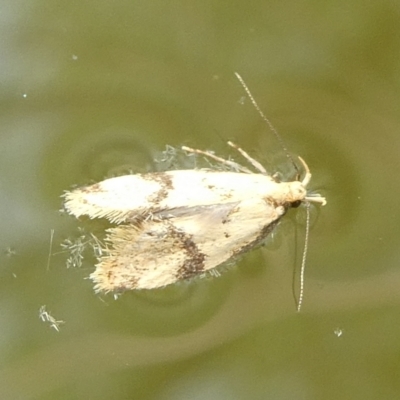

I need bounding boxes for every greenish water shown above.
[1,1,400,399]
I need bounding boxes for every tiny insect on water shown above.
[63,73,326,311]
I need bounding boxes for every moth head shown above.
[286,180,308,203]
[284,177,326,207]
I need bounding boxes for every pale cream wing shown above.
[90,198,286,292]
[172,198,286,273]
[63,170,280,224]
[63,174,166,223]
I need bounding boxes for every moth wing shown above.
[63,175,162,223]
[63,170,279,224]
[90,198,286,292]
[172,198,286,272]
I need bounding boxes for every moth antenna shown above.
[296,202,311,312]
[234,72,300,176]
[46,228,55,271]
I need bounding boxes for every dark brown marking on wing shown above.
[83,183,101,193]
[123,172,174,222]
[168,225,206,280]
[143,172,174,205]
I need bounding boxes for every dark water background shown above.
[1,1,400,399]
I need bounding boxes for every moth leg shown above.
[227,141,267,174]
[305,194,327,206]
[182,146,252,173]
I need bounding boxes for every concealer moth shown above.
[63,73,326,311]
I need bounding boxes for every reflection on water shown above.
[1,0,400,398]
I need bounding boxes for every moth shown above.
[63,73,326,310]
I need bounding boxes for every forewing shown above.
[63,174,163,223]
[63,170,279,224]
[90,199,286,292]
